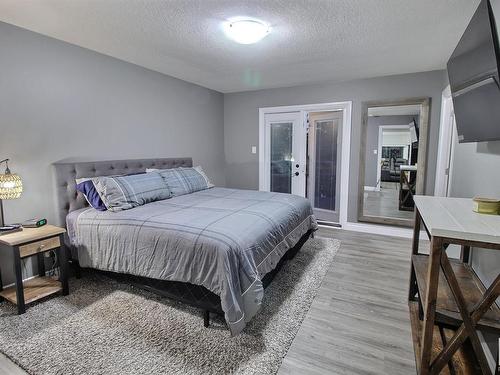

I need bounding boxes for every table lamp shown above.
[0,159,23,227]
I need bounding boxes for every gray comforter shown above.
[67,187,318,335]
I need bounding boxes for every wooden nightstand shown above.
[0,225,69,314]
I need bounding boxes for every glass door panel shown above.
[270,123,293,193]
[314,119,338,210]
[264,112,305,196]
[307,111,343,223]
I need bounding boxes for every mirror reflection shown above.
[361,103,425,224]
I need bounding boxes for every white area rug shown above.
[0,238,340,375]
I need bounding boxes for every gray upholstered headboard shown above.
[52,157,192,228]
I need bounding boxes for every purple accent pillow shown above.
[75,179,107,211]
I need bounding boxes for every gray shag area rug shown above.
[0,237,339,375]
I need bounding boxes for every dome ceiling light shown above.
[223,19,270,45]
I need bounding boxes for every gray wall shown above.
[224,70,447,221]
[365,115,418,187]
[449,141,500,356]
[445,0,500,356]
[0,22,224,284]
[449,141,500,287]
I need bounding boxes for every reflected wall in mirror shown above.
[358,98,430,227]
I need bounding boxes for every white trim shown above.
[341,221,424,239]
[376,127,382,190]
[364,186,377,191]
[2,273,41,289]
[435,86,456,197]
[259,101,352,227]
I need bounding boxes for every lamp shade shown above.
[0,173,23,199]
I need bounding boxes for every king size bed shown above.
[54,157,318,335]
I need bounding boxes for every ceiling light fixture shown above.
[223,19,270,44]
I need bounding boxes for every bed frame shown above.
[53,157,313,327]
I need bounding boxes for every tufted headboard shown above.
[52,157,192,228]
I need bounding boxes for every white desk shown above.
[408,195,500,375]
[400,164,418,172]
[413,196,500,246]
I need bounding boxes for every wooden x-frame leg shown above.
[431,251,496,375]
[421,249,500,375]
[418,234,500,375]
[410,207,500,374]
[419,236,443,375]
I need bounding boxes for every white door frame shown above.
[374,125,412,191]
[259,101,352,227]
[435,86,457,197]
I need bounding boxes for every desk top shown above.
[0,225,66,246]
[414,195,500,246]
[400,165,417,171]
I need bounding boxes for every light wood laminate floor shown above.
[0,229,420,375]
[279,228,420,375]
[363,182,414,220]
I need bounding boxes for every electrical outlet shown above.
[251,146,257,154]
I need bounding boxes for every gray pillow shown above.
[150,166,214,197]
[93,172,171,212]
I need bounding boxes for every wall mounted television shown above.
[447,0,500,143]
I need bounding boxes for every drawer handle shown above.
[38,244,46,251]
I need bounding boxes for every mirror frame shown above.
[358,97,431,227]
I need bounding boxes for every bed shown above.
[53,158,318,335]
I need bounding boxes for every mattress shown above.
[67,187,318,335]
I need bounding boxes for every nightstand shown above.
[0,225,69,314]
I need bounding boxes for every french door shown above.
[263,112,306,195]
[261,110,343,224]
[307,111,343,223]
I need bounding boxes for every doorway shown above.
[259,102,352,226]
[435,86,457,197]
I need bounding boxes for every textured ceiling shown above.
[0,0,480,93]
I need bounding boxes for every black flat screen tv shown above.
[447,0,500,143]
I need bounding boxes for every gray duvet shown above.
[67,187,318,335]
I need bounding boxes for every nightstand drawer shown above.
[19,236,60,258]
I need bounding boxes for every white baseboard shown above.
[2,267,59,289]
[340,221,427,239]
[2,273,40,289]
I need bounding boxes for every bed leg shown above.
[203,310,210,328]
[72,260,82,279]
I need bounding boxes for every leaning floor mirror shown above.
[358,98,430,227]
